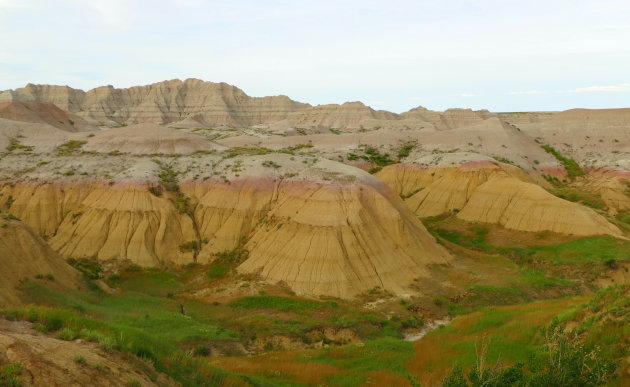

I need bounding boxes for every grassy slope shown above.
[2,216,627,386]
[408,297,585,384]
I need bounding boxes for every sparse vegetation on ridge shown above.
[55,140,86,156]
[541,144,585,178]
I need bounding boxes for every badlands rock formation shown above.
[500,108,630,168]
[1,78,628,298]
[0,216,82,307]
[574,170,630,215]
[0,79,309,126]
[376,161,622,236]
[0,153,450,298]
[0,101,94,132]
[81,123,224,154]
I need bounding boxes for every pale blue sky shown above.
[1,0,629,112]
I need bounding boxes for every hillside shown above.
[0,79,628,386]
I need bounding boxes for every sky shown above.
[0,0,629,113]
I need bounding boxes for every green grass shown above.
[517,268,574,287]
[302,338,415,386]
[505,236,630,265]
[114,268,184,297]
[418,299,583,369]
[3,266,426,386]
[541,144,585,178]
[0,363,23,386]
[4,283,252,386]
[434,227,493,252]
[207,265,229,279]
[548,187,606,209]
[229,296,337,312]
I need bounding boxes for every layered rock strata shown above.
[376,162,622,236]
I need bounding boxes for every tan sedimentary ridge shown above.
[0,156,450,298]
[0,79,499,131]
[500,108,630,169]
[0,217,82,307]
[376,162,622,236]
[0,101,95,132]
[0,79,310,126]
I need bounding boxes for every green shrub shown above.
[55,140,86,156]
[67,258,103,280]
[193,345,210,357]
[208,265,229,279]
[262,160,281,168]
[147,185,163,197]
[6,138,33,152]
[442,319,618,386]
[74,355,87,364]
[59,327,78,341]
[541,145,585,178]
[179,240,200,253]
[397,144,414,159]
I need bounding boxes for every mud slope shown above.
[0,215,82,307]
[0,101,94,132]
[0,319,175,386]
[377,161,622,236]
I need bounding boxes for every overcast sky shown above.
[1,0,629,112]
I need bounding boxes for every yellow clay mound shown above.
[457,176,622,236]
[574,171,630,215]
[0,218,82,307]
[235,179,451,298]
[376,162,622,237]
[48,183,198,266]
[1,156,451,298]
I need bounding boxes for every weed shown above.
[6,138,33,153]
[147,185,163,197]
[74,355,87,365]
[492,156,515,165]
[262,160,281,168]
[67,258,103,280]
[59,327,78,341]
[55,140,86,156]
[398,144,415,159]
[0,363,23,387]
